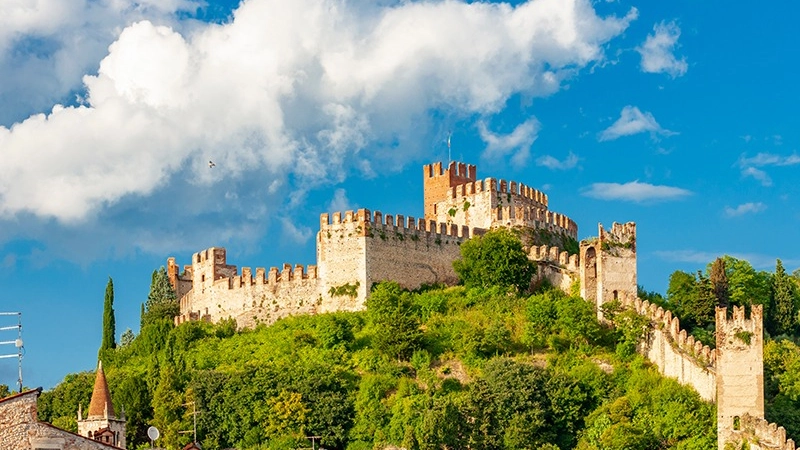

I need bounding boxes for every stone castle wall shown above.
[174,249,322,329]
[717,305,765,450]
[730,414,796,450]
[430,176,577,239]
[620,293,717,402]
[0,390,119,450]
[528,245,579,293]
[361,210,471,293]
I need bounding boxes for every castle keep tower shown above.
[78,361,126,449]
[423,161,477,221]
[580,222,637,320]
[716,305,764,450]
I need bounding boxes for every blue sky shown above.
[0,0,798,389]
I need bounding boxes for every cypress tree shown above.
[709,257,730,308]
[100,277,116,354]
[771,259,796,336]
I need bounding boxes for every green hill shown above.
[38,283,720,450]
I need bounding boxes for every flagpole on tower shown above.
[447,132,452,166]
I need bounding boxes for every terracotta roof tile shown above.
[87,361,115,418]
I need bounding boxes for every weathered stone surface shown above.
[0,389,122,450]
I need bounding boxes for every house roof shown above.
[0,387,42,404]
[87,361,115,418]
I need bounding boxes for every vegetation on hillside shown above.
[27,231,800,449]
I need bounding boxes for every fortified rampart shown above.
[619,292,716,402]
[580,222,637,320]
[428,175,577,239]
[717,305,765,450]
[527,245,579,293]
[734,414,796,450]
[171,161,588,329]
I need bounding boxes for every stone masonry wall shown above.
[317,209,370,313]
[726,414,797,450]
[362,210,471,292]
[527,245,579,293]
[620,293,717,402]
[173,252,322,329]
[0,390,120,450]
[717,305,765,450]
[431,177,577,239]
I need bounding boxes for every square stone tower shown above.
[579,222,637,320]
[716,305,764,450]
[423,161,476,221]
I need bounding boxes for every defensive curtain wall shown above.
[167,159,794,448]
[620,292,794,449]
[170,161,590,329]
[171,209,477,329]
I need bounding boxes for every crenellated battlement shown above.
[494,205,578,238]
[423,161,477,180]
[320,209,476,241]
[527,245,579,272]
[620,292,716,367]
[601,222,636,245]
[736,414,796,450]
[446,177,549,208]
[716,305,764,336]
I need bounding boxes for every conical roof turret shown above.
[87,361,115,418]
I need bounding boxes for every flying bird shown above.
[208,160,216,168]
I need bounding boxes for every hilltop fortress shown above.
[166,160,793,449]
[168,161,633,329]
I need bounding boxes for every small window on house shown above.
[201,274,205,282]
[613,290,619,300]
[733,416,741,430]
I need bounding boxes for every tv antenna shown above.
[305,435,322,450]
[0,312,23,393]
[179,401,201,445]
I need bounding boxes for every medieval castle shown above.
[160,160,791,450]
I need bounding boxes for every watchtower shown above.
[580,222,637,320]
[716,305,764,450]
[423,161,476,221]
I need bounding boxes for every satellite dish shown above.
[147,426,160,441]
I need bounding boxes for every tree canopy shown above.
[453,228,535,292]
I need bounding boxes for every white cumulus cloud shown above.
[637,20,688,77]
[0,0,638,261]
[725,202,766,217]
[598,105,675,141]
[581,181,691,202]
[478,118,541,166]
[536,151,579,170]
[740,167,773,187]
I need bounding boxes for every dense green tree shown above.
[666,270,696,318]
[677,272,716,329]
[120,328,135,347]
[100,277,116,357]
[142,267,179,327]
[771,259,797,336]
[720,256,771,310]
[114,373,153,446]
[453,228,535,292]
[0,384,9,398]
[709,257,730,308]
[366,282,422,361]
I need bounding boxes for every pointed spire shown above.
[87,360,115,418]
